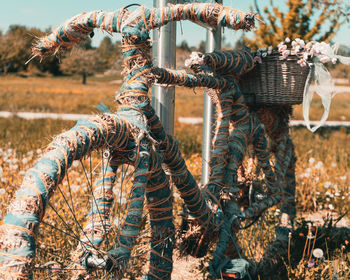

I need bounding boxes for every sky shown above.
[1,0,349,48]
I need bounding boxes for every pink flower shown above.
[51,264,60,271]
[320,56,330,63]
[281,50,290,59]
[254,56,262,64]
[278,44,287,52]
[297,59,307,67]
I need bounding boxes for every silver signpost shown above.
[152,0,177,136]
[152,0,221,184]
[201,1,222,185]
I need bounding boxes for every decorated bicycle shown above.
[0,2,349,280]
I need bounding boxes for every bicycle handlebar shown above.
[32,3,256,59]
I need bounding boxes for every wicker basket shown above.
[239,51,312,105]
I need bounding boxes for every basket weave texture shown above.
[239,52,312,105]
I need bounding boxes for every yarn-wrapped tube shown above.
[0,114,132,279]
[32,3,255,59]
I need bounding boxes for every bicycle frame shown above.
[0,3,297,280]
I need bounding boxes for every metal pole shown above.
[201,3,221,185]
[152,0,176,136]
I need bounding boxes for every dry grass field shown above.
[0,75,349,279]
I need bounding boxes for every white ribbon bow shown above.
[302,43,350,132]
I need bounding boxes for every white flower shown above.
[303,53,309,61]
[254,56,262,64]
[278,44,287,52]
[331,162,337,168]
[282,50,290,59]
[324,182,332,189]
[22,158,28,165]
[313,248,324,258]
[297,59,307,67]
[320,56,331,63]
[309,157,315,165]
[0,188,5,195]
[268,46,273,54]
[332,58,337,64]
[328,204,334,210]
[36,149,42,154]
[285,37,291,43]
[315,161,323,170]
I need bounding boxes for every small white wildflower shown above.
[324,181,332,188]
[313,248,324,258]
[332,58,337,64]
[309,157,315,165]
[285,37,290,43]
[339,175,346,181]
[328,204,334,210]
[22,158,28,165]
[0,188,5,195]
[36,149,42,154]
[315,161,323,170]
[331,162,337,168]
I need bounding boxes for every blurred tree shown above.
[178,40,191,52]
[198,40,206,53]
[60,48,103,84]
[0,25,60,74]
[245,0,350,49]
[97,36,118,70]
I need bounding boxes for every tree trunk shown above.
[82,72,86,84]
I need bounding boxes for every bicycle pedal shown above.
[221,258,249,279]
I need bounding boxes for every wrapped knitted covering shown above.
[0,2,303,280]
